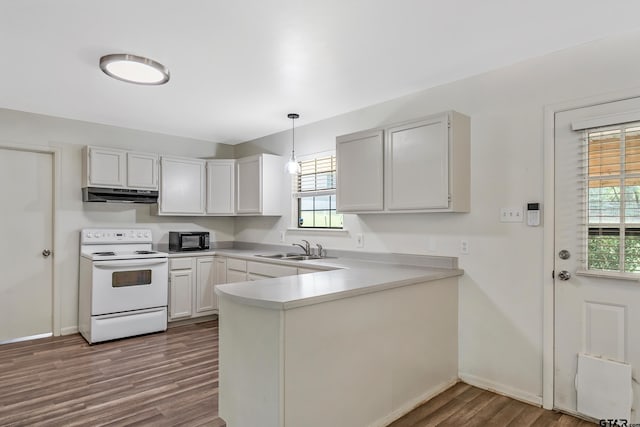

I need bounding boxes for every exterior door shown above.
[554,98,640,422]
[0,147,53,342]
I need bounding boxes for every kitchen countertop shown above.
[175,247,464,310]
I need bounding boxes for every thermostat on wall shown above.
[527,203,541,226]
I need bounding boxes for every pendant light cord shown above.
[291,117,295,157]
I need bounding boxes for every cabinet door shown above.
[87,147,126,187]
[385,115,449,210]
[236,155,262,214]
[159,156,206,215]
[336,130,384,212]
[127,152,158,190]
[214,258,227,284]
[169,269,192,320]
[206,160,235,215]
[195,257,216,314]
[226,269,248,283]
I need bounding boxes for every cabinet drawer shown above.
[247,261,297,278]
[170,257,193,270]
[227,258,247,271]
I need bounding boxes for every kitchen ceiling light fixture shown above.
[285,113,301,175]
[99,54,170,85]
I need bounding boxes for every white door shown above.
[206,159,235,215]
[554,98,640,422]
[0,148,53,342]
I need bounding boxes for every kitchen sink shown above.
[254,253,334,261]
[255,253,301,259]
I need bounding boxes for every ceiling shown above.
[2,1,640,144]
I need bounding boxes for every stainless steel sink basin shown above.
[254,253,301,259]
[282,255,323,261]
[254,253,334,261]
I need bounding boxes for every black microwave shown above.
[169,231,210,251]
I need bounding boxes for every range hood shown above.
[82,187,158,203]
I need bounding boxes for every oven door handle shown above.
[93,259,168,268]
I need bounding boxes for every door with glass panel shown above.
[554,98,640,421]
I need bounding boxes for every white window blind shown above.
[579,122,640,273]
[292,154,343,229]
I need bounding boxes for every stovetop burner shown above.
[134,250,157,255]
[93,251,115,256]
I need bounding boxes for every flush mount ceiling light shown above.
[99,54,170,85]
[285,113,302,175]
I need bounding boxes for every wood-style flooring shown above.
[0,320,592,426]
[0,321,223,426]
[389,382,594,427]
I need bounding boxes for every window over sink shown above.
[292,153,343,229]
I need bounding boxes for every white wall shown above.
[234,30,640,403]
[0,109,235,333]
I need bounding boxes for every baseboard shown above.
[372,377,460,427]
[167,314,218,328]
[60,326,78,335]
[459,372,542,406]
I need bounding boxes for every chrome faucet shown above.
[292,239,311,255]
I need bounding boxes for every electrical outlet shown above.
[500,207,524,223]
[460,240,469,254]
[279,231,286,242]
[356,233,364,248]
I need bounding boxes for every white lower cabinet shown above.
[168,256,220,322]
[169,269,193,320]
[222,258,314,284]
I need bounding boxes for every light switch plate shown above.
[500,207,523,223]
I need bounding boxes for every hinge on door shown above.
[552,270,555,279]
[447,119,451,129]
[448,194,451,202]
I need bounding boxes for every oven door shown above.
[91,258,168,315]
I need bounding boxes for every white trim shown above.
[370,378,459,427]
[0,142,62,337]
[542,86,640,411]
[286,227,348,234]
[571,109,640,131]
[459,372,542,407]
[60,326,79,336]
[0,332,53,345]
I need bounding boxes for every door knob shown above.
[557,270,571,281]
[42,249,51,257]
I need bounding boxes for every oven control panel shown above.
[81,228,152,244]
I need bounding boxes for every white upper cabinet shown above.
[206,159,236,215]
[84,146,126,188]
[236,154,284,216]
[159,156,206,215]
[336,111,470,213]
[127,151,159,189]
[336,129,384,212]
[83,146,158,190]
[385,114,450,210]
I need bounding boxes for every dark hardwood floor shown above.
[0,321,224,426]
[389,382,594,427]
[0,320,592,426]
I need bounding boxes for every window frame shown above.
[290,151,343,230]
[582,122,640,274]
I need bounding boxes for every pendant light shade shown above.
[99,54,170,85]
[285,113,301,175]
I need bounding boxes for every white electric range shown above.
[78,228,168,344]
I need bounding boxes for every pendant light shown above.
[285,113,301,175]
